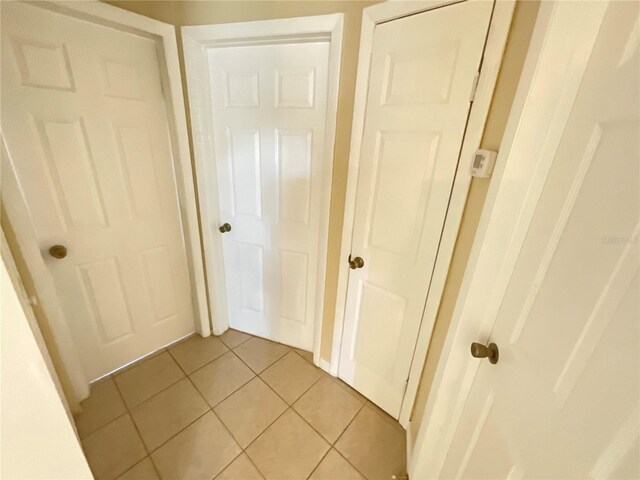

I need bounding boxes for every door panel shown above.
[209,42,330,349]
[339,1,494,417]
[442,2,640,477]
[1,2,196,380]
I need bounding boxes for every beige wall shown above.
[1,253,92,479]
[409,0,540,445]
[104,0,379,361]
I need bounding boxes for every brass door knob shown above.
[219,223,232,233]
[349,256,364,269]
[470,342,499,364]
[49,245,67,259]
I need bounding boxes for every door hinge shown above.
[469,71,480,102]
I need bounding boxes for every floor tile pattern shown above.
[75,330,406,479]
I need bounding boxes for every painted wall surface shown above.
[104,0,379,361]
[409,0,541,444]
[0,255,92,479]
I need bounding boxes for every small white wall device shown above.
[470,149,497,178]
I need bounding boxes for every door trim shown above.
[409,1,609,477]
[181,15,344,365]
[331,0,515,428]
[0,1,210,402]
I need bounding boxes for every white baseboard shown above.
[406,420,414,468]
[319,358,334,375]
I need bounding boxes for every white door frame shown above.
[0,0,210,402]
[409,1,609,477]
[331,0,515,428]
[181,14,344,365]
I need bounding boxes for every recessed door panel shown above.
[78,258,133,344]
[35,118,107,229]
[280,250,308,324]
[229,128,262,219]
[278,130,312,225]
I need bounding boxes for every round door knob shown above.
[349,256,364,269]
[470,342,499,364]
[49,245,67,259]
[219,223,232,233]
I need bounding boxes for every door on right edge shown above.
[442,1,639,477]
[339,1,493,417]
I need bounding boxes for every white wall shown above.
[0,254,92,479]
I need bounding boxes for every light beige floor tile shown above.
[152,411,241,480]
[293,348,314,364]
[190,352,255,407]
[113,348,167,376]
[169,334,229,374]
[335,379,368,404]
[214,377,287,448]
[114,352,184,408]
[334,404,406,480]
[216,453,264,479]
[117,458,159,480]
[310,449,364,480]
[90,374,113,386]
[293,376,364,443]
[75,378,127,438]
[218,329,252,349]
[82,414,146,480]
[246,409,330,480]
[234,337,289,373]
[260,351,323,404]
[131,378,209,451]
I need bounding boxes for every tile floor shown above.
[74,330,407,480]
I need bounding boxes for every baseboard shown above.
[406,419,413,469]
[319,358,333,375]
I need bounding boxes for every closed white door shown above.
[441,1,640,477]
[208,42,330,350]
[339,1,493,417]
[1,2,196,381]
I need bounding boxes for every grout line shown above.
[331,402,370,479]
[82,332,386,480]
[306,446,333,480]
[236,344,292,375]
[217,329,253,350]
[131,350,212,460]
[163,344,245,478]
[114,455,153,480]
[185,347,233,377]
[197,351,257,408]
[116,359,187,410]
[111,377,163,480]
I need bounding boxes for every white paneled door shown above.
[440,2,639,477]
[339,1,494,417]
[1,2,195,381]
[208,42,330,350]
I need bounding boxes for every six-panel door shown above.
[1,2,196,380]
[441,2,640,477]
[208,42,331,350]
[339,1,494,417]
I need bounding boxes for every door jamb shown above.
[330,0,515,428]
[181,14,344,365]
[409,1,609,476]
[1,1,211,400]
